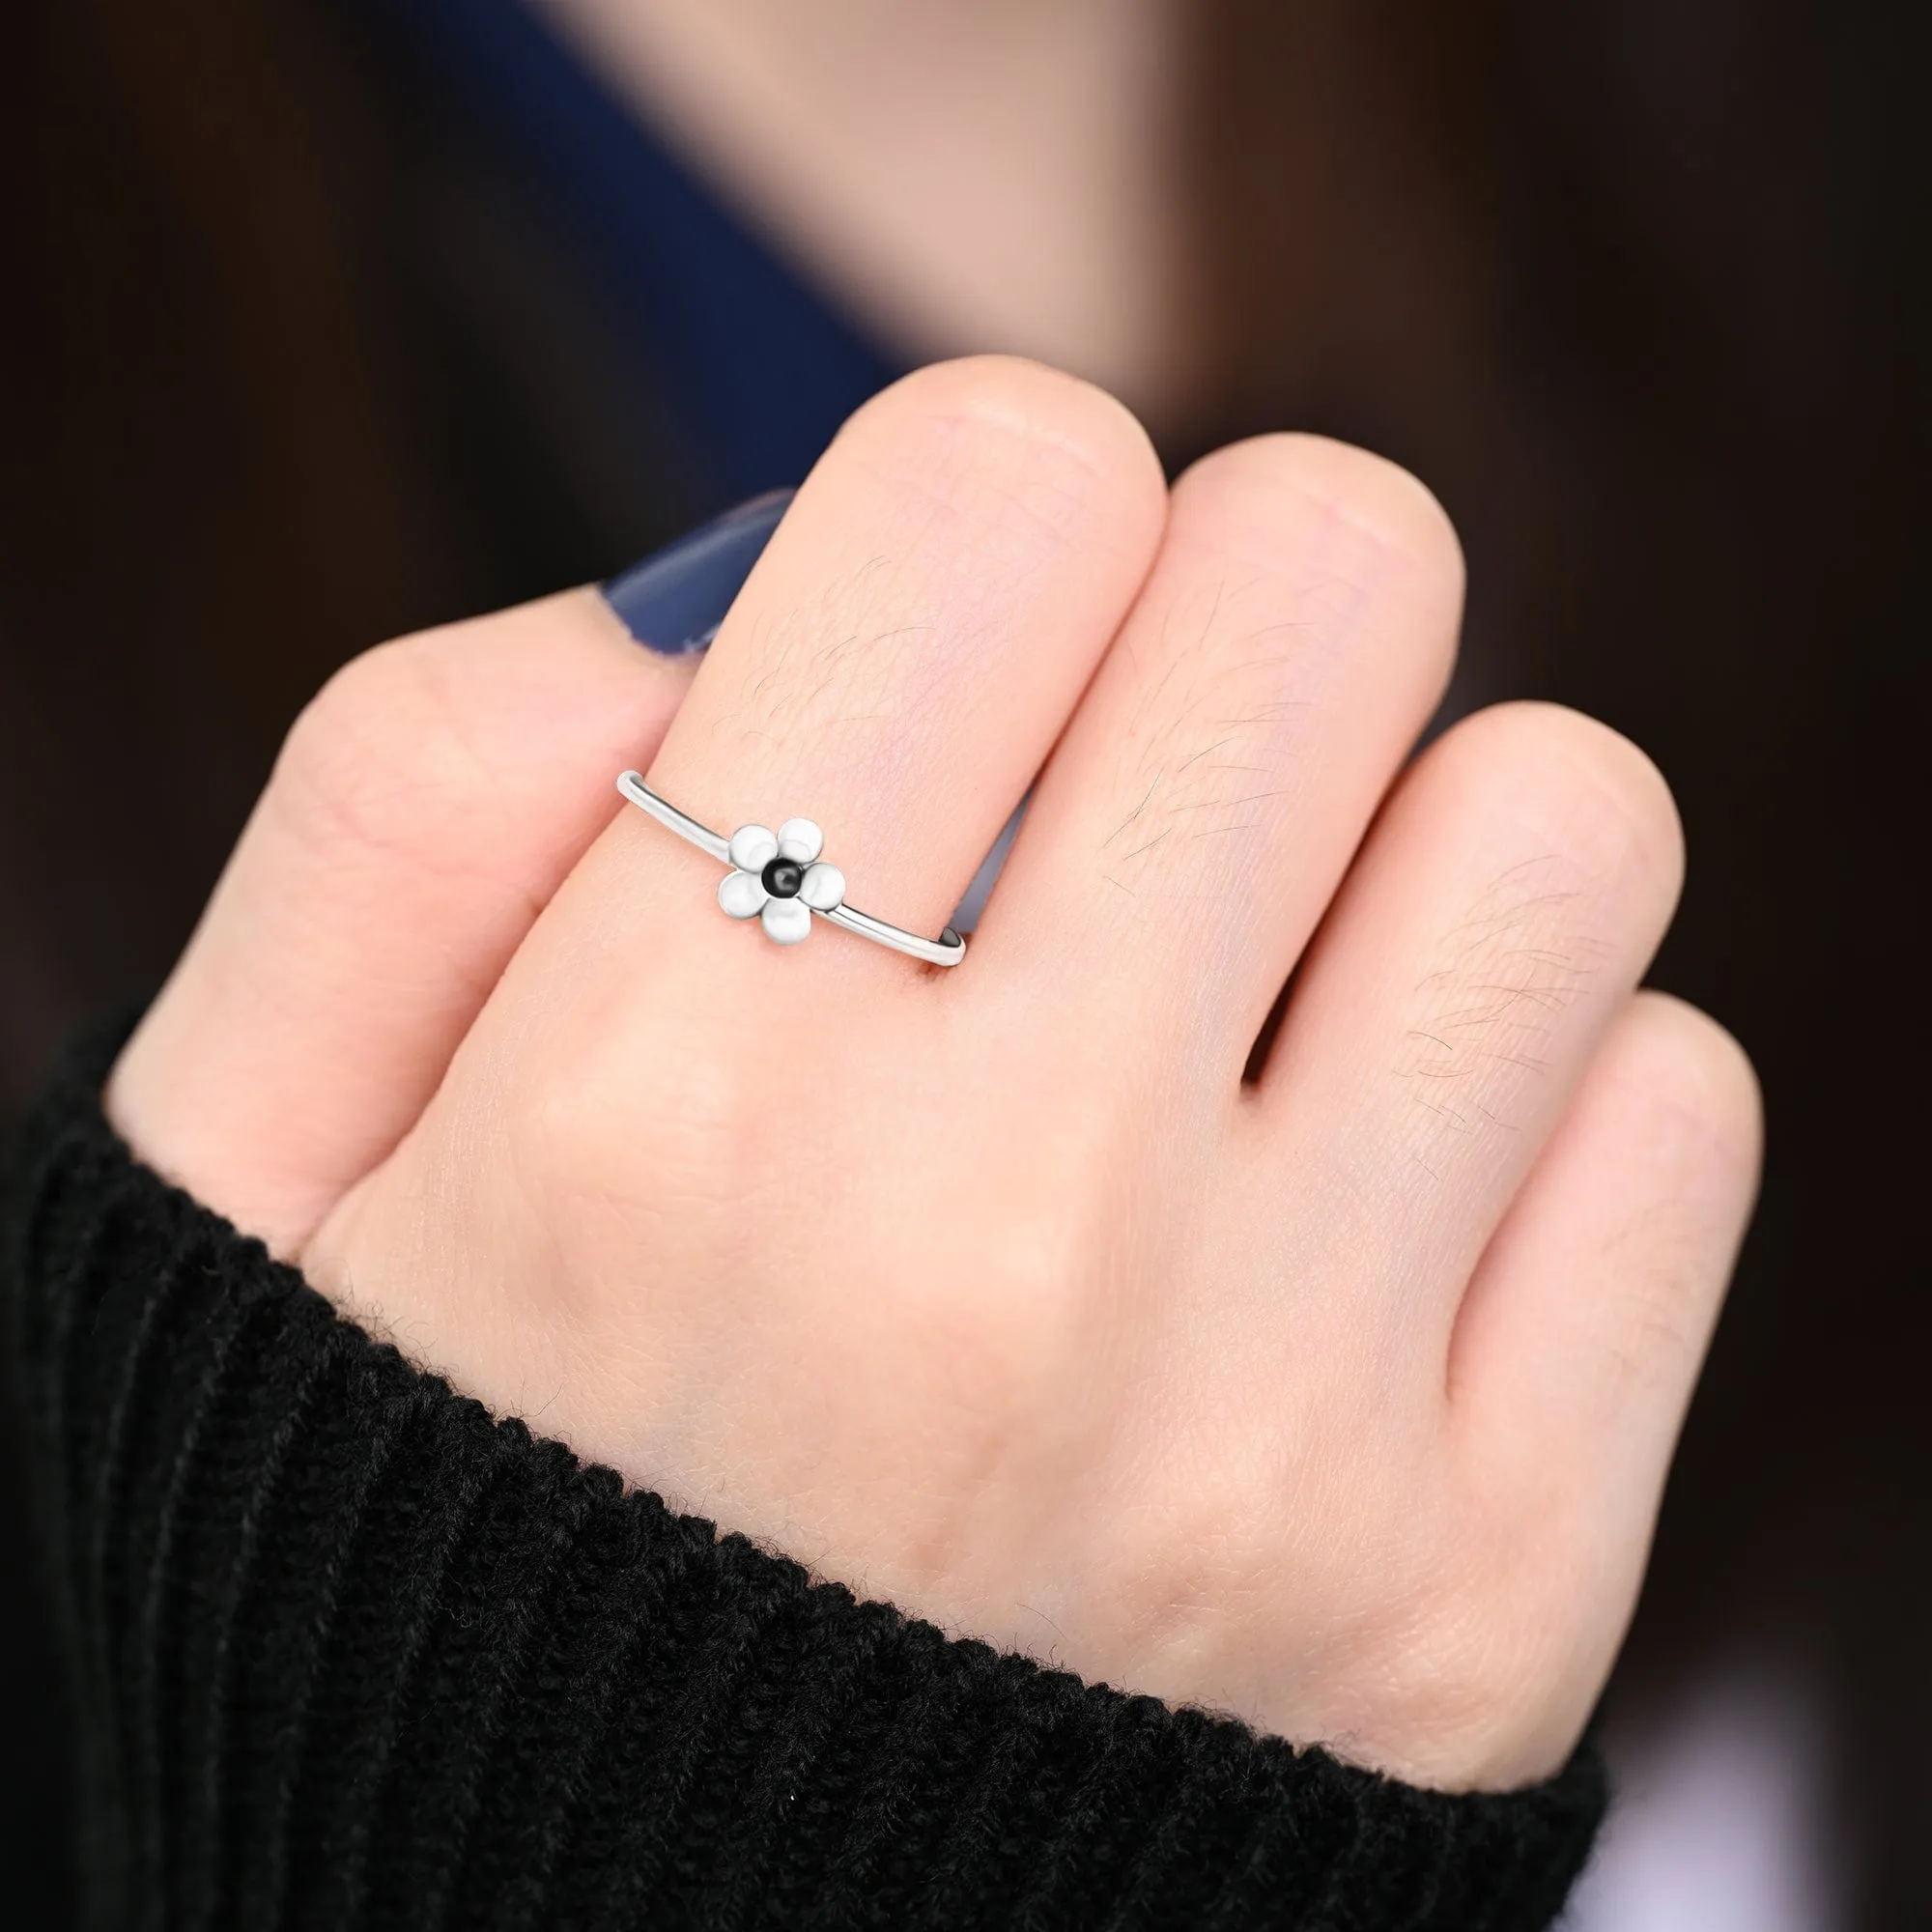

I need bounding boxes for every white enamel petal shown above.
[727,823,779,872]
[760,896,812,945]
[718,869,768,919]
[798,861,845,910]
[776,817,823,864]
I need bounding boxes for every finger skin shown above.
[108,590,696,1254]
[1248,701,1687,1343]
[103,356,1740,1799]
[980,433,1463,1069]
[110,357,1166,1255]
[638,355,1169,943]
[1451,987,1760,1524]
[1441,990,1760,1780]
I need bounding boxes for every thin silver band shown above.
[616,771,966,967]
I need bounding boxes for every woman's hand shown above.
[109,358,1759,1791]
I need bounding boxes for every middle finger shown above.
[973,434,1463,1076]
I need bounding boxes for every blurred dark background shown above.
[4,0,1926,1923]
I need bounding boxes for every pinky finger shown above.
[1449,990,1761,1598]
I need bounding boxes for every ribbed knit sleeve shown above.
[5,1030,1605,1930]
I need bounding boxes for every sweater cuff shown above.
[7,1025,1604,1929]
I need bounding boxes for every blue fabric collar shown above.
[377,0,901,505]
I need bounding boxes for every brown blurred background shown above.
[4,1,1927,1923]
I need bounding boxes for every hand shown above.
[111,358,1759,1791]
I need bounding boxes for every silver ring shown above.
[616,772,966,967]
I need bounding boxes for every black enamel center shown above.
[761,857,806,899]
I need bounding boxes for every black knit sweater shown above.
[5,1031,1605,1928]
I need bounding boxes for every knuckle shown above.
[1627,991,1764,1159]
[1452,702,1685,902]
[274,632,483,860]
[1179,433,1466,614]
[838,355,1166,550]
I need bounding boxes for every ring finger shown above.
[589,356,1167,997]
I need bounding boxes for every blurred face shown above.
[538,0,1193,413]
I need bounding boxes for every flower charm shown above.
[716,817,846,945]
